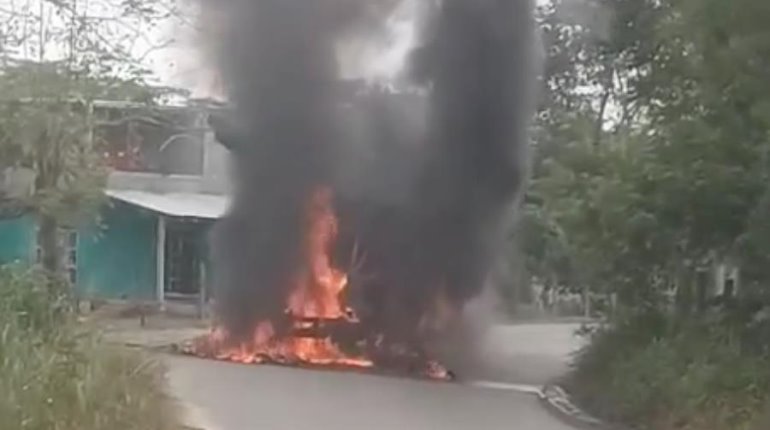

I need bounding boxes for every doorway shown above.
[164,221,203,298]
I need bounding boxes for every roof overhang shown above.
[106,189,229,219]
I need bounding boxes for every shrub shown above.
[0,265,180,430]
[567,310,770,430]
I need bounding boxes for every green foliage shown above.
[524,0,770,307]
[0,59,174,222]
[0,265,179,430]
[527,1,770,428]
[568,312,770,430]
[0,1,179,274]
[0,65,107,223]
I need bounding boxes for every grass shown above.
[0,265,180,430]
[566,309,770,430]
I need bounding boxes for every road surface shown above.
[472,323,584,386]
[166,323,583,430]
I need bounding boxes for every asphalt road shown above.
[166,323,583,430]
[471,323,584,386]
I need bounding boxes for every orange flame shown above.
[199,187,372,368]
[287,187,355,321]
[186,186,455,379]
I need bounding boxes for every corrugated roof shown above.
[106,189,229,219]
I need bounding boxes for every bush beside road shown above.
[0,265,181,430]
[565,310,770,430]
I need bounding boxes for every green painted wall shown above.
[0,216,34,265]
[77,200,158,300]
[1,199,216,302]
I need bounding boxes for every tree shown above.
[522,0,660,308]
[0,0,183,275]
[523,0,770,314]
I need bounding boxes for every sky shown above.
[141,0,558,97]
[0,0,200,93]
[0,0,573,99]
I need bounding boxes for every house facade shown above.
[0,83,429,307]
[0,100,231,307]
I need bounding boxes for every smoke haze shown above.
[205,0,538,355]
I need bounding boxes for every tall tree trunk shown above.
[34,131,62,277]
[592,66,614,148]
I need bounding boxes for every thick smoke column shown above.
[205,0,379,337]
[206,0,537,347]
[386,0,537,341]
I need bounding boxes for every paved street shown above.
[166,323,584,430]
[471,323,584,386]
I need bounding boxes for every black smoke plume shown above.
[206,0,537,352]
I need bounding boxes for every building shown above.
[0,100,231,308]
[0,82,426,308]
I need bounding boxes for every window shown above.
[64,229,78,285]
[35,226,78,285]
[95,106,206,176]
[165,223,202,297]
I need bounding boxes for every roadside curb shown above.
[539,385,609,429]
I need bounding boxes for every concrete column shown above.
[156,215,166,308]
[198,260,207,319]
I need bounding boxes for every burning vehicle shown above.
[183,0,538,381]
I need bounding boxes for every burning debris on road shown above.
[185,0,537,380]
[182,185,452,380]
